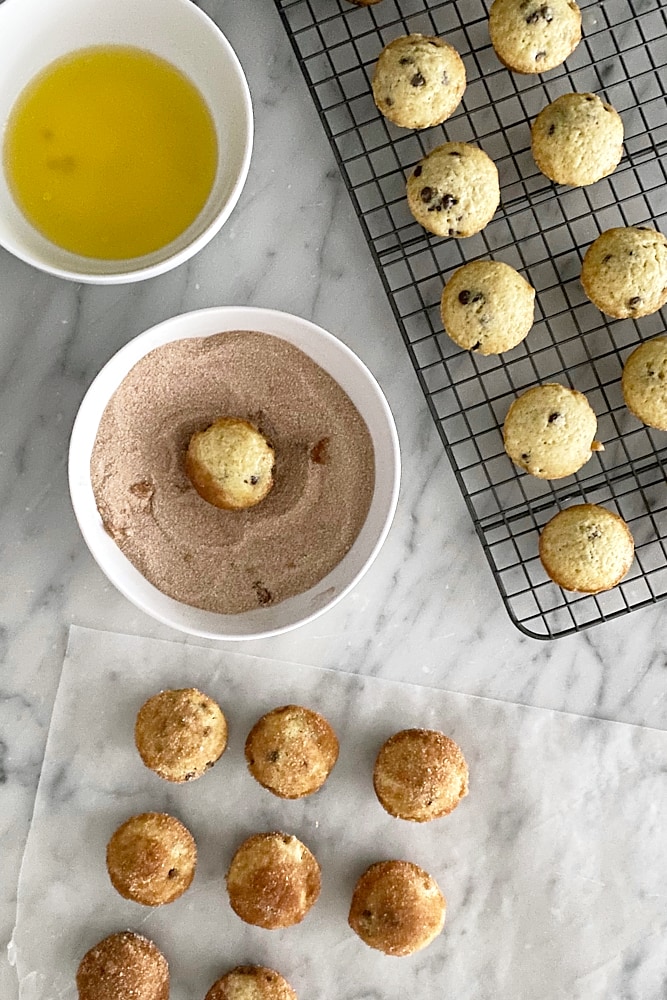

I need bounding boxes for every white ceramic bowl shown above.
[69,307,401,640]
[0,0,252,283]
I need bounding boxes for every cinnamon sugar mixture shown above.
[90,330,375,613]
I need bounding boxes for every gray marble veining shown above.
[1,2,666,997]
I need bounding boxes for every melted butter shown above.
[3,45,218,259]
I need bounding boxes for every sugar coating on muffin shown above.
[373,728,469,822]
[348,860,446,956]
[622,337,667,430]
[440,260,535,355]
[226,831,321,929]
[406,141,500,239]
[372,34,466,130]
[76,931,169,1000]
[205,965,298,1000]
[245,704,339,799]
[106,812,197,906]
[489,0,582,74]
[539,503,635,593]
[134,687,228,783]
[186,416,275,511]
[503,383,603,479]
[580,226,667,319]
[531,92,624,187]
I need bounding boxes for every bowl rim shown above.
[0,0,253,284]
[68,306,401,640]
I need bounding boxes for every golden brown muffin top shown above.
[106,811,197,907]
[245,705,339,799]
[348,859,446,956]
[76,931,169,1000]
[373,728,469,822]
[205,965,297,1000]
[226,831,321,929]
[185,416,275,511]
[135,687,228,783]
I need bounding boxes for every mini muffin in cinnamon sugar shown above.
[76,931,169,1000]
[135,687,228,783]
[185,416,275,511]
[373,728,469,822]
[348,860,446,956]
[245,704,339,799]
[226,831,321,929]
[106,812,197,906]
[205,965,297,1000]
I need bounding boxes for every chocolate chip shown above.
[588,528,601,541]
[442,71,449,85]
[167,868,178,879]
[521,452,531,461]
[441,193,457,209]
[526,3,553,20]
[448,228,456,236]
[411,72,426,87]
[420,185,433,203]
[586,95,594,101]
[548,412,561,423]
[458,290,471,305]
[268,749,280,762]
[399,56,413,66]
[471,292,484,304]
[362,909,373,918]
[413,164,423,177]
[253,581,272,606]
[471,341,482,351]
[535,50,547,60]
[628,296,642,308]
[548,123,555,135]
[249,475,259,485]
[449,150,462,156]
[385,95,394,106]
[603,254,613,262]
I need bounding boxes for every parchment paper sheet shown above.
[10,625,667,999]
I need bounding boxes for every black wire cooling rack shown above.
[274,0,667,639]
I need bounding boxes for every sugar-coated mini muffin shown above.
[539,503,635,593]
[531,93,624,187]
[135,687,228,783]
[489,0,582,74]
[205,966,298,1000]
[372,34,466,130]
[580,226,667,319]
[622,337,667,430]
[407,142,499,238]
[76,931,169,1000]
[186,416,275,511]
[440,260,535,355]
[348,860,446,956]
[245,704,339,799]
[503,383,603,479]
[226,831,321,929]
[373,728,469,822]
[106,812,197,906]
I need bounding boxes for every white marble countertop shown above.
[1,1,666,997]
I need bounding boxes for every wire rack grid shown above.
[274,0,667,639]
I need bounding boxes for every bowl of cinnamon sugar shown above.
[69,306,400,639]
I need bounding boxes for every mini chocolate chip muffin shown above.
[531,93,624,186]
[407,142,499,238]
[186,416,275,511]
[372,34,466,130]
[135,687,228,783]
[440,260,535,355]
[539,504,635,593]
[580,226,667,319]
[205,966,298,1000]
[503,383,603,479]
[489,0,582,74]
[76,931,169,1000]
[373,729,469,822]
[245,704,339,799]
[348,860,446,956]
[622,337,667,430]
[226,831,321,929]
[106,812,197,906]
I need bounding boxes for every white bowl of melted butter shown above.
[0,0,252,283]
[69,307,401,640]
